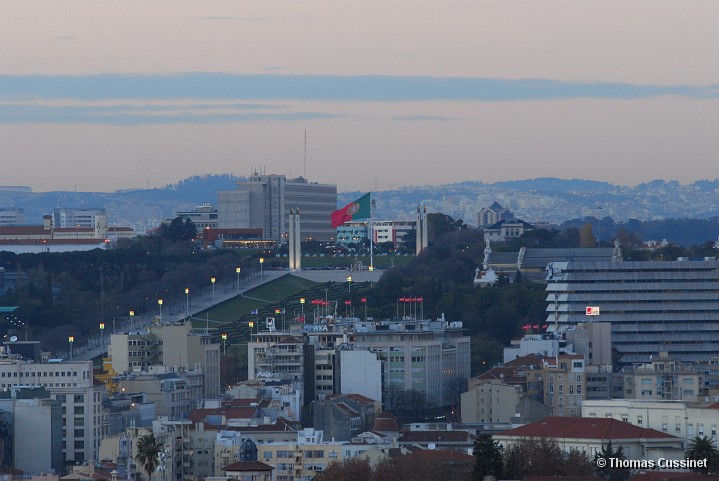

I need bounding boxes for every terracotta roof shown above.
[399,430,472,443]
[373,411,400,432]
[505,354,546,367]
[497,417,679,440]
[402,449,475,463]
[0,226,47,235]
[224,461,274,472]
[526,477,603,481]
[708,402,719,409]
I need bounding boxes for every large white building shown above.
[218,174,337,242]
[546,258,719,365]
[0,358,104,464]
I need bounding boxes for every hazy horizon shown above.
[3,1,719,193]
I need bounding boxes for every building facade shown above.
[546,259,719,365]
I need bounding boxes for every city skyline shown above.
[2,0,719,193]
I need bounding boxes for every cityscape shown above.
[1,174,719,481]
[3,1,719,480]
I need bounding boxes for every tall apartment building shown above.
[110,321,221,399]
[546,259,719,365]
[218,174,337,242]
[0,359,103,464]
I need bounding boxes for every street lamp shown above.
[158,299,163,322]
[185,288,190,321]
[129,310,135,333]
[221,333,228,355]
[300,297,305,321]
[68,336,74,360]
[99,322,105,346]
[259,258,264,280]
[211,277,216,303]
[236,267,241,295]
[347,275,352,293]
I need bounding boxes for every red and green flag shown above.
[331,193,371,228]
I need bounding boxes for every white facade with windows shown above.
[0,359,103,463]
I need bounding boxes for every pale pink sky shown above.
[2,0,719,192]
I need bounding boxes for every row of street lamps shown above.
[73,261,267,360]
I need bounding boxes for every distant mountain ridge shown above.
[3,175,719,236]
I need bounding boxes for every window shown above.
[263,452,273,460]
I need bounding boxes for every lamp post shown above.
[259,258,264,281]
[300,298,305,321]
[221,333,228,355]
[185,288,190,321]
[211,277,216,303]
[129,310,135,333]
[99,322,105,346]
[68,336,74,360]
[236,267,241,295]
[158,299,163,322]
[347,276,352,293]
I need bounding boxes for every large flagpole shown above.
[369,196,374,271]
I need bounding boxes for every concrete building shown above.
[256,428,389,481]
[310,393,379,442]
[176,203,219,230]
[483,218,534,244]
[546,258,719,365]
[117,366,204,420]
[53,208,107,229]
[0,214,109,253]
[110,321,221,399]
[0,208,23,226]
[477,201,513,228]
[581,399,719,447]
[0,359,103,464]
[622,352,704,401]
[461,380,522,424]
[541,354,586,416]
[218,174,337,243]
[336,220,416,249]
[0,388,63,474]
[248,318,470,411]
[339,349,382,404]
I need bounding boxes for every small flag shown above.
[542,324,549,329]
[533,324,539,329]
[298,316,305,323]
[344,300,351,305]
[251,309,258,315]
[281,308,286,314]
[417,297,423,302]
[361,297,367,303]
[275,309,281,314]
[249,321,255,328]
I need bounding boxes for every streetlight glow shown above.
[236,267,241,295]
[259,258,264,280]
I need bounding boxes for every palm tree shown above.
[135,434,163,481]
[686,435,719,473]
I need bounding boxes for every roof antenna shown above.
[304,129,307,179]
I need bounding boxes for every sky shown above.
[2,0,719,193]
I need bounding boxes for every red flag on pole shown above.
[344,300,351,305]
[533,324,539,329]
[417,297,423,302]
[361,297,367,303]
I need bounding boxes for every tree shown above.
[135,434,163,481]
[472,435,503,481]
[564,449,595,476]
[594,441,629,481]
[686,435,719,473]
[315,457,371,481]
[503,437,563,479]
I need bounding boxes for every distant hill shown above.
[3,175,719,243]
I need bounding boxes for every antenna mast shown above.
[304,129,307,178]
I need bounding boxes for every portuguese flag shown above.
[331,192,371,228]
